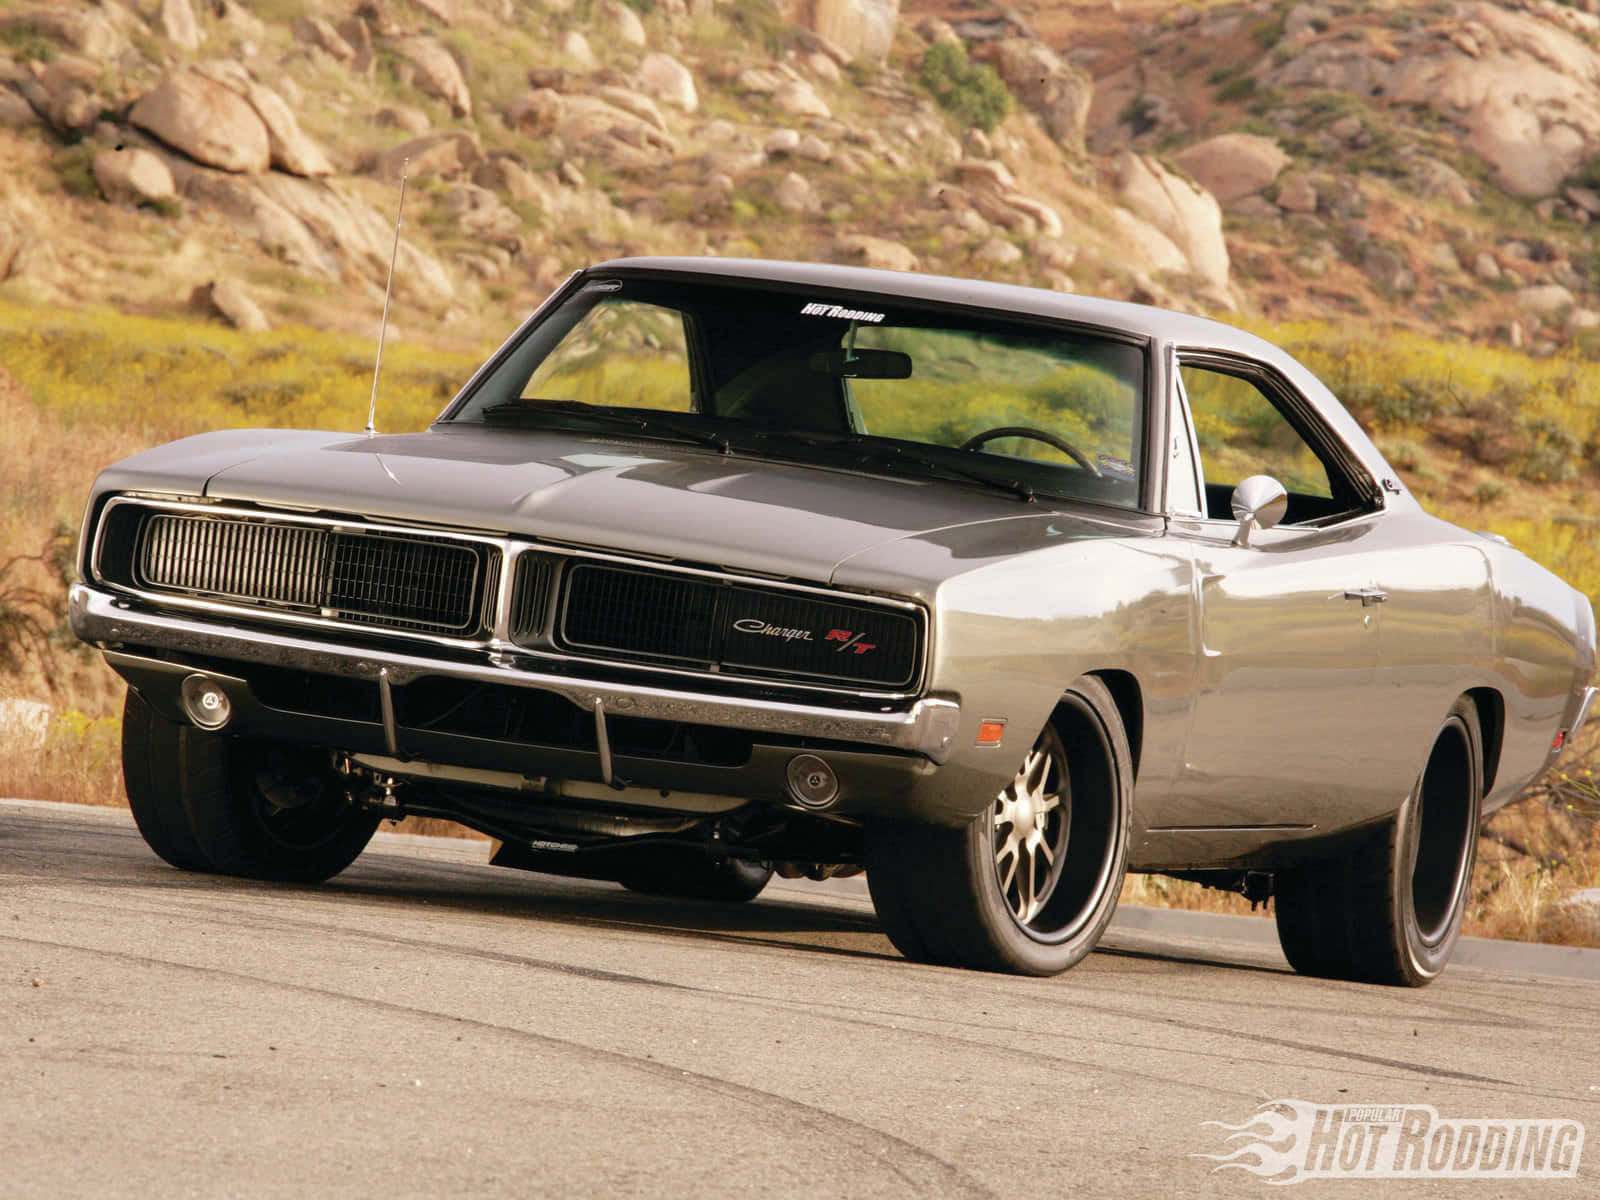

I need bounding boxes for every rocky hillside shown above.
[3,0,1600,355]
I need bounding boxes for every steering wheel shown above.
[959,425,1100,476]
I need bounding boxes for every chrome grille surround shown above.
[549,562,922,690]
[91,497,929,700]
[96,498,502,644]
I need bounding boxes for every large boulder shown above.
[130,72,271,174]
[637,53,697,114]
[1114,151,1230,294]
[16,57,103,135]
[1170,133,1290,204]
[782,0,899,63]
[293,16,354,62]
[1108,207,1189,277]
[197,279,270,332]
[387,35,472,117]
[831,233,918,271]
[772,79,831,119]
[242,82,333,177]
[369,130,482,181]
[157,0,202,51]
[988,39,1092,155]
[92,147,177,206]
[507,91,678,169]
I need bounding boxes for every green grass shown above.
[0,299,487,441]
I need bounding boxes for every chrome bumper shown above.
[70,585,961,762]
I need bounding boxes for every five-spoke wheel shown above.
[866,676,1132,975]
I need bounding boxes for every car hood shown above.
[130,425,1151,591]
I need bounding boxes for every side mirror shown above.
[1231,475,1288,547]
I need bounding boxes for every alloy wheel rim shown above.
[991,736,1070,926]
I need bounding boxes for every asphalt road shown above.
[2,798,1597,1199]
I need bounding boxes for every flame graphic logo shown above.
[1192,1099,1323,1185]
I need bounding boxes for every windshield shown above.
[449,276,1148,508]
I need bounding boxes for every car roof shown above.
[590,255,1278,357]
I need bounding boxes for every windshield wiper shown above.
[478,399,730,454]
[748,429,1034,502]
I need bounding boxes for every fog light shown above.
[181,674,232,730]
[786,754,838,809]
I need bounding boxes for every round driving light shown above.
[181,674,232,730]
[786,754,839,809]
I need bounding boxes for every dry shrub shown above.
[1120,872,1263,917]
[0,704,125,807]
[1468,740,1600,947]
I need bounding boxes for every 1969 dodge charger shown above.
[71,257,1597,982]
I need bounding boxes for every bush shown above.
[917,42,1013,134]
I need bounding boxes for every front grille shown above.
[720,586,920,687]
[324,532,480,631]
[546,562,921,691]
[562,565,720,662]
[131,511,494,636]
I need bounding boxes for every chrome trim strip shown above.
[71,585,962,762]
[1572,685,1597,741]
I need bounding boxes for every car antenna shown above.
[365,158,409,437]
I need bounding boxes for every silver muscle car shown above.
[71,257,1597,982]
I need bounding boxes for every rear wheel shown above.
[617,850,774,902]
[1275,697,1482,986]
[866,677,1133,975]
[120,687,378,882]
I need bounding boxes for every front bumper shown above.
[71,584,962,766]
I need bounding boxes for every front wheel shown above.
[121,688,379,882]
[1275,697,1482,986]
[866,676,1133,975]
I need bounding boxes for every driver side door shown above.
[1160,354,1393,846]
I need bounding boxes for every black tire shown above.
[121,687,378,883]
[122,689,213,871]
[618,850,774,902]
[1275,697,1482,987]
[866,676,1134,976]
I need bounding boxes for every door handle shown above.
[1343,588,1388,607]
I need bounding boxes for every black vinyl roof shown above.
[589,255,1268,355]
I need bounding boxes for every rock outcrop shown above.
[1114,152,1230,298]
[130,73,271,174]
[92,147,177,207]
[387,35,472,117]
[782,0,900,63]
[1171,134,1289,205]
[987,39,1092,156]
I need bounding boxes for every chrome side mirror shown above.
[1231,475,1288,547]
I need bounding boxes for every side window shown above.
[1180,361,1353,525]
[523,299,693,412]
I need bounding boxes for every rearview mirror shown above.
[1231,475,1288,547]
[808,349,913,379]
